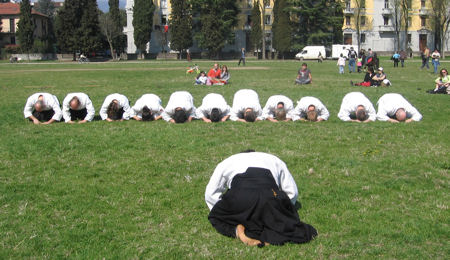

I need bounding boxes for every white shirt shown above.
[130,94,164,119]
[161,91,196,121]
[230,89,263,121]
[205,152,298,210]
[196,93,231,119]
[24,92,62,121]
[337,92,376,121]
[337,57,346,66]
[292,96,329,121]
[261,95,295,120]
[62,93,95,122]
[376,93,422,121]
[99,93,131,120]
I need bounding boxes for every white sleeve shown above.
[99,100,109,120]
[229,107,240,121]
[261,103,272,120]
[291,106,301,121]
[408,105,422,121]
[278,161,299,205]
[376,102,390,121]
[367,103,377,122]
[196,106,207,119]
[318,104,329,121]
[188,106,197,119]
[62,97,71,122]
[121,100,131,120]
[23,96,35,118]
[161,110,173,122]
[50,96,62,121]
[84,98,95,121]
[337,103,351,121]
[205,163,229,210]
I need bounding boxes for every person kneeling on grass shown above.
[376,93,422,123]
[161,91,197,123]
[196,93,231,123]
[230,89,263,122]
[205,151,317,247]
[261,95,295,122]
[99,93,132,122]
[62,93,95,124]
[337,92,376,122]
[24,92,63,125]
[130,94,164,121]
[292,96,329,122]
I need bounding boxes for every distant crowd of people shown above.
[24,91,422,125]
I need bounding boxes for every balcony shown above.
[343,8,354,14]
[378,25,394,31]
[419,8,429,17]
[381,8,393,15]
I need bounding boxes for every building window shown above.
[360,0,365,8]
[344,33,352,44]
[360,33,366,43]
[265,0,270,8]
[384,0,389,8]
[407,34,411,44]
[10,18,15,33]
[265,15,271,25]
[421,17,426,27]
[383,16,389,26]
[407,0,412,9]
[10,36,15,44]
[160,0,167,8]
[361,16,366,26]
[408,17,412,27]
[345,0,350,10]
[421,0,425,8]
[346,16,351,26]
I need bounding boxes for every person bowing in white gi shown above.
[161,91,197,123]
[261,95,295,122]
[130,94,164,121]
[230,89,263,122]
[292,96,329,122]
[205,150,317,246]
[62,92,95,124]
[337,92,376,122]
[24,92,63,125]
[376,93,422,123]
[99,93,132,122]
[196,93,231,123]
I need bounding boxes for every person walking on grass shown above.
[431,49,441,74]
[337,54,346,74]
[238,48,246,66]
[62,93,95,124]
[348,47,357,73]
[24,92,62,125]
[420,46,430,69]
[392,52,400,68]
[399,50,407,67]
[205,150,317,247]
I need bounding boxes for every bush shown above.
[4,44,20,54]
[31,39,50,53]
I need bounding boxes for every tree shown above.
[55,0,82,59]
[400,0,410,53]
[78,0,102,54]
[169,0,193,59]
[431,0,450,57]
[250,0,262,57]
[391,0,402,51]
[108,0,124,59]
[193,0,239,58]
[352,0,366,52]
[100,12,121,60]
[17,0,34,56]
[272,0,291,59]
[261,0,269,59]
[35,0,56,18]
[133,0,155,58]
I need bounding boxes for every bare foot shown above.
[236,224,261,246]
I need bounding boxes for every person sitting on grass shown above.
[99,93,132,122]
[292,96,329,122]
[130,94,164,121]
[218,65,231,85]
[352,67,375,87]
[372,67,391,87]
[262,95,295,122]
[195,71,208,85]
[427,68,450,94]
[207,63,222,85]
[196,93,231,123]
[337,92,377,122]
[62,92,95,124]
[230,89,263,122]
[161,91,197,123]
[376,93,422,123]
[24,92,63,125]
[205,150,318,247]
[295,63,312,85]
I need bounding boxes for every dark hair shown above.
[355,109,367,121]
[244,110,256,122]
[240,149,255,153]
[368,67,374,73]
[107,101,121,120]
[440,68,448,78]
[142,106,154,121]
[302,63,307,67]
[210,108,221,122]
[173,109,187,123]
[277,102,285,107]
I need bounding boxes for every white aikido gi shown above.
[196,93,231,119]
[62,92,95,122]
[292,96,329,121]
[204,152,298,210]
[230,89,263,121]
[337,92,376,121]
[261,95,295,120]
[23,92,62,121]
[99,93,131,120]
[376,93,422,121]
[161,91,197,122]
[130,94,164,119]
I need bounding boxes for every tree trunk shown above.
[108,40,115,60]
[262,6,266,60]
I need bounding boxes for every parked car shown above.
[295,46,326,61]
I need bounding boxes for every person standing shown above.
[421,46,430,69]
[62,92,95,123]
[337,54,346,74]
[238,48,246,66]
[348,47,357,73]
[399,50,407,67]
[24,92,63,125]
[205,151,318,246]
[392,52,400,68]
[431,49,441,74]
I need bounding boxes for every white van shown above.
[295,46,326,60]
[332,44,358,59]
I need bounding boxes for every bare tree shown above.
[99,12,122,60]
[400,0,410,53]
[431,0,450,57]
[261,0,270,59]
[391,0,402,51]
[352,0,366,52]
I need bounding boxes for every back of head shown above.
[107,101,120,120]
[173,109,187,123]
[244,109,256,122]
[34,100,44,112]
[306,110,318,122]
[274,108,286,121]
[395,108,407,122]
[355,107,367,121]
[210,108,221,122]
[142,106,154,121]
[70,96,80,110]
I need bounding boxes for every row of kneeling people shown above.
[24,90,422,125]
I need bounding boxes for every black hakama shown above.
[208,167,317,245]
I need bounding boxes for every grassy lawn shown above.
[0,59,448,258]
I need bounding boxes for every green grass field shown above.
[0,59,448,258]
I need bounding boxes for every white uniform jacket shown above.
[261,95,295,120]
[24,92,62,121]
[337,92,376,121]
[130,94,164,119]
[99,93,131,120]
[161,91,197,122]
[196,93,231,119]
[292,96,329,121]
[230,89,263,121]
[62,92,95,122]
[376,93,422,121]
